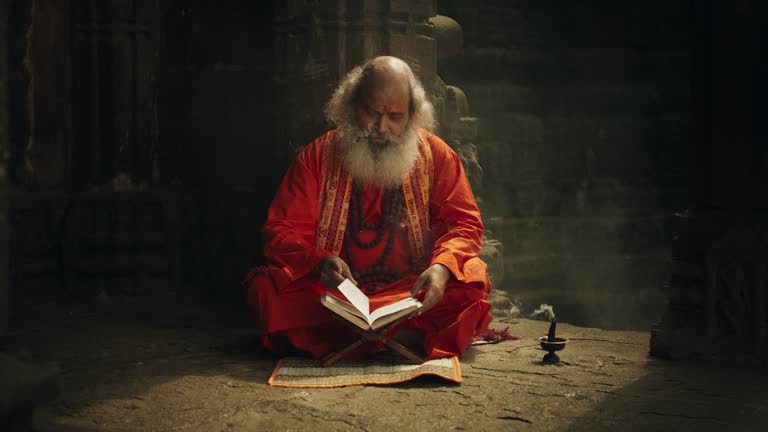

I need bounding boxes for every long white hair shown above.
[324,62,436,132]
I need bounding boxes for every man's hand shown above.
[410,264,452,313]
[316,256,358,289]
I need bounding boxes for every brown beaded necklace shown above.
[344,183,404,290]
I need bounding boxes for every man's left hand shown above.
[410,264,452,314]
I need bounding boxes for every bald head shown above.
[353,57,417,144]
[360,56,413,98]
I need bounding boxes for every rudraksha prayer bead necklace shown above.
[345,183,403,289]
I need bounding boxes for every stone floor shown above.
[5,291,768,432]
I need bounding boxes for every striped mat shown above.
[268,356,461,388]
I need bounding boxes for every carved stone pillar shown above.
[8,0,72,190]
[6,0,160,191]
[70,0,160,190]
[0,0,10,341]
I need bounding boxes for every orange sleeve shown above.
[261,135,332,283]
[426,134,485,281]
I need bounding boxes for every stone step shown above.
[440,47,689,85]
[459,82,689,116]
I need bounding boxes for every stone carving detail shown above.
[70,0,160,190]
[707,229,768,343]
[434,82,482,192]
[652,214,768,365]
[61,192,177,298]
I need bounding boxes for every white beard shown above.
[336,123,420,188]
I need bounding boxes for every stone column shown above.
[8,0,72,190]
[70,0,160,189]
[0,0,10,341]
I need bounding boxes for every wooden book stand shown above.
[320,310,425,367]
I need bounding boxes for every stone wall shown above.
[5,0,171,308]
[438,0,690,329]
[3,1,277,306]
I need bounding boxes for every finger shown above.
[420,289,437,314]
[339,263,358,286]
[410,275,427,296]
[319,265,344,288]
[421,283,447,314]
[328,259,343,274]
[329,269,346,286]
[319,274,334,289]
[341,268,357,285]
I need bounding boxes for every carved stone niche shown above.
[651,215,768,366]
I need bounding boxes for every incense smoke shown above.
[531,304,556,321]
[508,297,523,319]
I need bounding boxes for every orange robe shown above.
[244,130,492,360]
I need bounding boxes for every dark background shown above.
[0,0,765,340]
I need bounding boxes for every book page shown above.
[369,297,420,322]
[370,305,420,331]
[322,294,366,319]
[320,294,370,331]
[337,279,370,321]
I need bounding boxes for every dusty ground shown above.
[6,292,768,432]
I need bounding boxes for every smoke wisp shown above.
[530,304,556,321]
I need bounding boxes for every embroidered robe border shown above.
[315,132,433,260]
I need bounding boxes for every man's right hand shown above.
[316,256,358,289]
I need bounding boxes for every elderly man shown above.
[245,56,492,360]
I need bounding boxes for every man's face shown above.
[355,87,411,146]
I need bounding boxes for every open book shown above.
[320,279,422,331]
